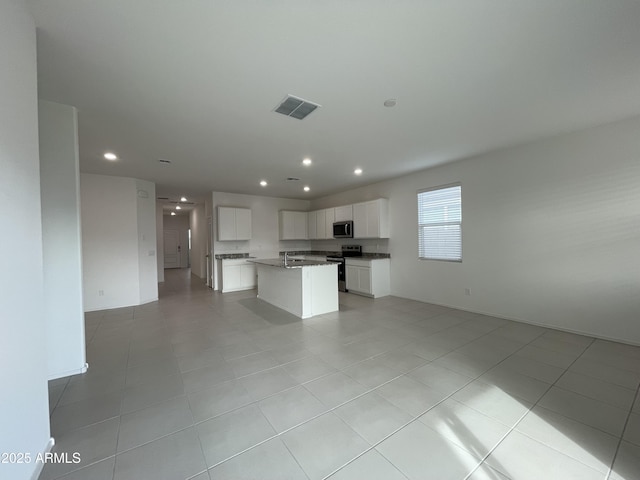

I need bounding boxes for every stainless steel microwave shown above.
[333,220,353,238]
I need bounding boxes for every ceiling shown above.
[28,1,640,209]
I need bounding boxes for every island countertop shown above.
[248,258,334,269]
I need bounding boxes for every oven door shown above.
[326,257,346,292]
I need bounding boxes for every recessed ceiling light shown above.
[384,99,397,107]
[302,158,312,166]
[175,205,181,210]
[170,212,176,216]
[180,196,187,202]
[303,186,310,192]
[354,168,363,175]
[260,180,268,187]
[104,152,117,161]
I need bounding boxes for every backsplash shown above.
[309,238,389,255]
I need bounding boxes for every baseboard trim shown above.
[394,295,640,347]
[30,437,55,480]
[47,362,88,381]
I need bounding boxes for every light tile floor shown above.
[42,269,640,480]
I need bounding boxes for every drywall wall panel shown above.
[81,174,140,311]
[312,115,640,344]
[39,100,86,380]
[136,179,158,304]
[0,2,52,478]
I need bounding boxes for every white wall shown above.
[211,191,310,289]
[81,174,158,311]
[190,204,207,279]
[0,2,52,479]
[163,214,190,268]
[312,115,640,345]
[39,100,86,380]
[156,201,164,282]
[136,179,158,304]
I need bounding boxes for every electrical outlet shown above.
[98,290,104,296]
[464,288,471,296]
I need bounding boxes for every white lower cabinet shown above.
[345,258,390,298]
[221,259,257,293]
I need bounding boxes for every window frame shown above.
[417,182,462,262]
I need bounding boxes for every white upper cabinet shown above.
[279,211,308,240]
[234,208,252,240]
[307,208,336,239]
[217,206,252,241]
[308,211,317,239]
[353,199,389,238]
[324,208,335,238]
[334,205,353,222]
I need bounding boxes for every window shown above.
[417,184,462,261]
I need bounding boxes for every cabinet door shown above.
[316,210,326,239]
[353,202,368,238]
[324,208,335,239]
[334,205,353,221]
[358,267,372,294]
[346,265,359,291]
[240,263,256,288]
[218,207,237,241]
[279,211,294,239]
[366,201,379,238]
[308,211,317,239]
[294,212,308,239]
[235,208,252,240]
[222,264,242,291]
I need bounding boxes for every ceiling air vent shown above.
[274,95,320,120]
[157,196,169,200]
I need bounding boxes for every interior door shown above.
[164,229,180,269]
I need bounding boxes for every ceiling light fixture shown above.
[175,205,181,210]
[302,158,312,166]
[104,152,117,161]
[354,168,363,175]
[170,212,176,216]
[303,186,310,192]
[260,180,267,187]
[180,196,187,202]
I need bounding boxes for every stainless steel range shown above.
[326,245,362,292]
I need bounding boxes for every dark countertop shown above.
[214,253,254,260]
[249,258,336,269]
[278,250,390,259]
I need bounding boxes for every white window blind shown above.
[417,184,462,261]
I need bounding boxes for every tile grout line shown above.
[56,295,635,480]
[462,336,597,480]
[323,325,556,480]
[605,383,640,480]
[197,317,508,474]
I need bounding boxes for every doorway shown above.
[164,229,181,268]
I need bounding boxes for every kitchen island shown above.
[249,258,338,319]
